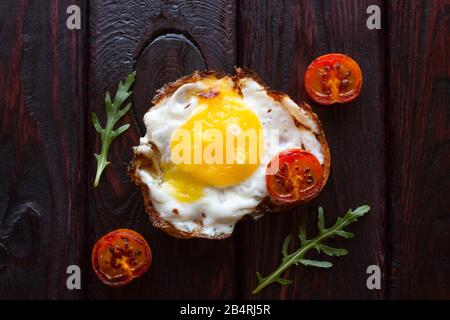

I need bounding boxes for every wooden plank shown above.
[236,0,386,299]
[0,0,87,299]
[87,0,237,299]
[386,0,450,299]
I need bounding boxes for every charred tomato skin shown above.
[304,53,363,105]
[266,149,324,204]
[91,228,152,287]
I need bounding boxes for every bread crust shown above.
[128,68,331,239]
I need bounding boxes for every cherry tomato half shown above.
[91,229,152,287]
[266,149,323,203]
[304,53,363,105]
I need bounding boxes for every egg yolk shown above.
[164,79,263,203]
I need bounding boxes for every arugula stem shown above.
[92,71,135,187]
[94,141,110,187]
[252,216,353,294]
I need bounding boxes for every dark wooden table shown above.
[0,0,448,300]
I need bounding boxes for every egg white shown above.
[134,77,324,237]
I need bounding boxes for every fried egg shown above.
[130,69,329,239]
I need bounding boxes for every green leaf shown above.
[317,207,326,233]
[256,272,263,282]
[300,259,333,268]
[93,71,135,187]
[275,277,293,285]
[298,214,308,245]
[352,205,371,218]
[118,102,132,118]
[113,124,130,138]
[251,205,370,295]
[335,230,354,239]
[92,112,103,133]
[282,235,291,258]
[316,244,348,257]
[105,92,112,113]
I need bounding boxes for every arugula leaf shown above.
[316,244,348,256]
[299,259,333,268]
[92,71,136,187]
[252,205,370,294]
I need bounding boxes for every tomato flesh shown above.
[92,229,152,287]
[305,53,363,105]
[266,149,323,203]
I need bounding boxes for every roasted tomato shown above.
[304,53,363,105]
[91,229,152,287]
[266,149,323,203]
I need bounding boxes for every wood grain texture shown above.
[134,33,206,134]
[87,0,237,299]
[386,0,450,299]
[0,0,449,300]
[236,0,386,299]
[0,0,86,299]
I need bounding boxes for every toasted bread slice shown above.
[129,68,330,239]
